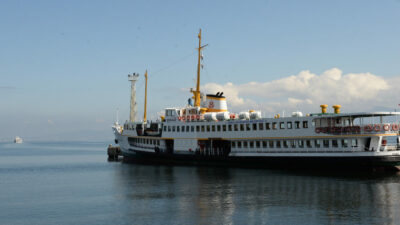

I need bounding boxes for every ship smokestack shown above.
[128,73,139,122]
[333,105,341,114]
[320,104,328,114]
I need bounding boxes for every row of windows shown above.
[164,121,310,133]
[129,138,160,146]
[231,139,358,148]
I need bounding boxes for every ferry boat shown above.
[113,30,400,170]
[14,136,23,144]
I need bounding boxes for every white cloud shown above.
[203,68,398,114]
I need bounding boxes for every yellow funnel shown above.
[332,105,341,114]
[320,105,328,114]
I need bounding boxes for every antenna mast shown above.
[191,29,207,107]
[128,72,139,122]
[143,70,148,123]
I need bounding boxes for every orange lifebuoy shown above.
[364,124,372,132]
[392,124,399,131]
[373,124,381,132]
[383,124,390,131]
[352,126,361,133]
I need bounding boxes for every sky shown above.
[1,0,400,142]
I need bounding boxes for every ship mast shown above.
[192,29,207,107]
[143,70,148,123]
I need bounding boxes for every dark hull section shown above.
[122,150,400,171]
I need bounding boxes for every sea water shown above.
[1,141,400,225]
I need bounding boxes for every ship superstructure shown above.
[113,30,400,169]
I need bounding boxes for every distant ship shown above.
[14,136,23,144]
[113,29,400,170]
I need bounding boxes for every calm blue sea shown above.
[1,141,400,225]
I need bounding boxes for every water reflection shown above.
[113,164,400,225]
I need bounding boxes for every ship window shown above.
[191,126,194,132]
[298,140,304,148]
[217,125,221,131]
[157,140,160,145]
[315,140,321,148]
[228,125,232,131]
[201,126,205,132]
[186,126,189,132]
[164,126,167,131]
[168,126,171,132]
[243,141,248,148]
[196,126,200,132]
[323,140,329,148]
[336,118,341,124]
[172,126,176,132]
[272,122,277,130]
[276,141,281,148]
[280,122,285,129]
[262,141,267,148]
[256,141,260,148]
[246,123,251,131]
[253,123,257,130]
[234,124,238,131]
[240,124,244,131]
[207,125,210,132]
[237,141,242,148]
[231,142,236,147]
[250,141,254,148]
[266,123,271,130]
[177,126,180,132]
[283,140,289,148]
[287,122,292,129]
[295,121,300,129]
[212,125,216,132]
[259,123,264,130]
[306,140,312,148]
[342,139,348,147]
[351,139,358,147]
[269,140,274,148]
[303,121,308,128]
[290,140,296,148]
[332,139,338,147]
[223,125,227,131]
[182,126,185,132]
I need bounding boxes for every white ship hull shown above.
[113,115,400,169]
